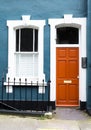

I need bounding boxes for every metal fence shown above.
[0,77,51,114]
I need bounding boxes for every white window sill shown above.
[4,81,47,86]
[14,52,39,54]
[4,77,47,86]
[4,77,47,94]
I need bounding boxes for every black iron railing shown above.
[0,77,51,114]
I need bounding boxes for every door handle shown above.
[77,76,79,78]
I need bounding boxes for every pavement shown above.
[0,108,91,130]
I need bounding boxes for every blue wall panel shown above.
[0,0,87,80]
[0,0,87,100]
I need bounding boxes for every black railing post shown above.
[43,80,45,111]
[2,77,4,102]
[31,81,33,111]
[25,78,27,110]
[19,78,21,110]
[13,78,15,99]
[36,81,38,111]
[25,78,27,101]
[7,77,10,100]
[13,78,15,108]
[47,80,51,111]
[14,78,15,85]
[25,78,27,85]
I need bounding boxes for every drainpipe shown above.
[87,0,91,115]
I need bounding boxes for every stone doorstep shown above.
[38,129,63,130]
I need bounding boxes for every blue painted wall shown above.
[0,0,87,80]
[0,0,87,100]
[87,0,91,110]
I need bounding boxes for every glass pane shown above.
[56,27,78,44]
[16,29,19,51]
[34,29,38,52]
[16,53,34,76]
[21,28,33,51]
[20,54,33,76]
[16,53,38,77]
[16,54,20,76]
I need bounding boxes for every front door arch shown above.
[48,15,86,107]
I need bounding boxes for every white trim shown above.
[48,14,86,103]
[6,15,46,85]
[22,15,31,21]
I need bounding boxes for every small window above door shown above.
[56,27,78,44]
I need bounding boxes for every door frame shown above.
[48,15,86,106]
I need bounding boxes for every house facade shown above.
[0,0,91,114]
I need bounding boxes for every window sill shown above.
[14,52,39,54]
[4,81,47,86]
[4,77,47,86]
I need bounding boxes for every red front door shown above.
[56,47,79,106]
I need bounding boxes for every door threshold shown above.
[56,105,79,107]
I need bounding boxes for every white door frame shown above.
[48,15,86,105]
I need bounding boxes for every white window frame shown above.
[15,28,38,78]
[5,15,46,85]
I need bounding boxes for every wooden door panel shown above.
[57,48,67,58]
[68,84,79,104]
[57,83,67,104]
[56,47,79,106]
[68,48,78,58]
[68,60,78,78]
[57,60,67,78]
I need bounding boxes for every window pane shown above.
[34,54,38,76]
[15,53,38,77]
[16,29,19,51]
[35,29,38,52]
[19,54,33,76]
[21,28,33,51]
[56,27,78,44]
